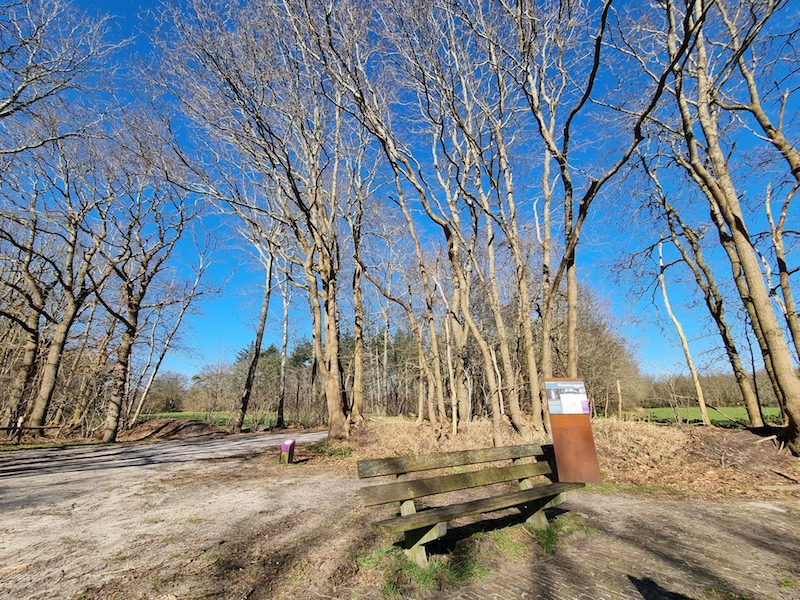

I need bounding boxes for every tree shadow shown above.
[747,424,788,444]
[418,504,567,558]
[0,431,327,479]
[628,576,694,600]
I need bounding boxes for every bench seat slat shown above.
[357,444,544,478]
[358,462,552,506]
[371,481,584,534]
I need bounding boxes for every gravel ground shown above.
[1,424,799,600]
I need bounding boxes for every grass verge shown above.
[354,542,489,598]
[354,515,594,597]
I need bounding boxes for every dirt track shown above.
[449,493,800,600]
[1,429,799,599]
[0,431,331,599]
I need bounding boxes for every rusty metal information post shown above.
[545,379,602,484]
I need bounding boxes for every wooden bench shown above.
[357,444,585,566]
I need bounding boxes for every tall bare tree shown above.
[0,203,57,429]
[0,0,115,431]
[159,0,356,438]
[636,0,800,453]
[658,242,712,425]
[639,155,764,427]
[21,135,122,431]
[231,249,274,434]
[95,125,196,442]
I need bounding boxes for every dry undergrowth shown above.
[327,416,800,501]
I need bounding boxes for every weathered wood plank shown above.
[370,481,585,534]
[358,462,552,506]
[403,522,447,567]
[357,444,544,478]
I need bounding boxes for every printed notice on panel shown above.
[545,380,590,415]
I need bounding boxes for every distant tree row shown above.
[143,283,643,429]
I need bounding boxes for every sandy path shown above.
[0,431,343,600]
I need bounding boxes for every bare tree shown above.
[94,126,197,442]
[636,0,800,453]
[639,155,764,427]
[0,202,57,429]
[712,1,800,361]
[361,218,439,424]
[159,0,357,438]
[128,246,211,427]
[0,0,117,430]
[276,258,294,429]
[658,242,711,425]
[17,135,123,431]
[493,0,696,400]
[0,0,116,160]
[231,249,274,434]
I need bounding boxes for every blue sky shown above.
[70,0,744,381]
[67,0,286,376]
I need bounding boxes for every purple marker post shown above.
[280,439,296,464]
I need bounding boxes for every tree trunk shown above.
[454,261,503,447]
[70,324,114,428]
[28,303,79,430]
[710,201,783,416]
[232,258,273,433]
[670,5,800,452]
[433,273,467,432]
[350,259,365,424]
[484,214,532,439]
[382,306,390,410]
[765,194,800,361]
[513,248,545,433]
[321,261,349,440]
[566,258,579,378]
[659,242,711,426]
[102,323,137,443]
[277,276,290,429]
[442,310,458,437]
[450,310,471,425]
[655,191,764,428]
[130,262,204,427]
[4,312,39,429]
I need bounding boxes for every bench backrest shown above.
[357,444,552,507]
[357,444,544,478]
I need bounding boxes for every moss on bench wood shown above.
[357,444,544,478]
[359,461,552,506]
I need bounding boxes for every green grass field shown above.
[139,411,320,429]
[139,411,278,429]
[645,406,783,426]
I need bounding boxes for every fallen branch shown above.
[706,405,749,427]
[759,484,800,492]
[771,469,800,484]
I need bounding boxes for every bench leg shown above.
[519,495,562,529]
[402,522,447,568]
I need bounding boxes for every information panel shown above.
[545,378,602,484]
[546,380,591,415]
